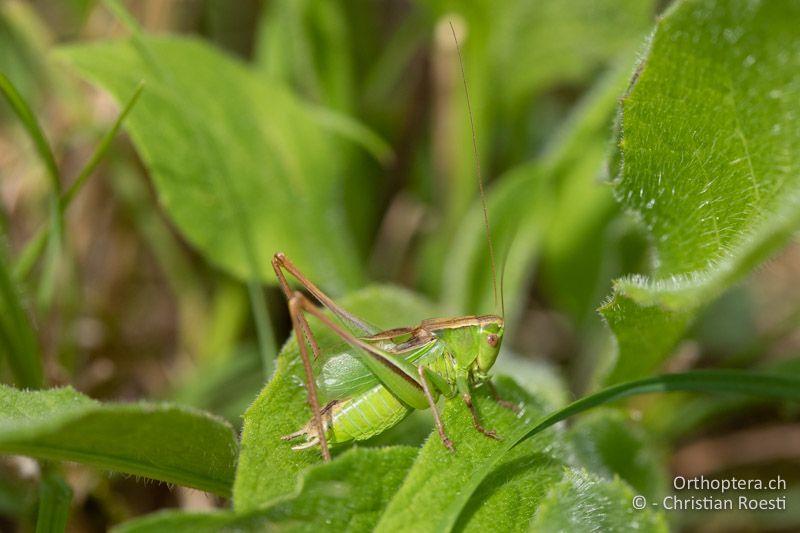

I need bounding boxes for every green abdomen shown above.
[327,385,412,444]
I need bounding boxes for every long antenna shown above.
[448,21,504,317]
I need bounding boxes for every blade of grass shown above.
[0,72,60,191]
[0,72,64,309]
[62,82,145,207]
[35,210,60,309]
[439,370,800,532]
[35,466,71,533]
[14,82,145,280]
[0,246,43,388]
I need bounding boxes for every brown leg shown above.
[462,392,499,440]
[273,253,374,335]
[288,293,331,462]
[486,380,520,413]
[283,291,430,462]
[417,366,454,452]
[273,256,322,360]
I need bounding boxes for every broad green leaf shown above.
[59,36,363,292]
[257,447,415,531]
[0,385,237,496]
[116,513,238,533]
[375,378,565,533]
[601,297,692,382]
[441,370,800,529]
[233,286,436,511]
[237,287,575,530]
[115,447,417,533]
[493,354,568,412]
[529,469,668,532]
[567,409,666,501]
[602,0,800,382]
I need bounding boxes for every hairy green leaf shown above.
[239,285,666,531]
[441,370,800,528]
[567,409,666,501]
[233,286,435,511]
[59,36,364,292]
[603,0,800,382]
[115,447,416,533]
[0,385,238,496]
[376,378,565,533]
[529,469,668,532]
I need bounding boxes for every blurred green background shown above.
[1,0,799,531]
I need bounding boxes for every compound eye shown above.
[486,334,498,347]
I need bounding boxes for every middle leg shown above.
[462,392,499,440]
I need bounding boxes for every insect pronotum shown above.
[274,21,514,462]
